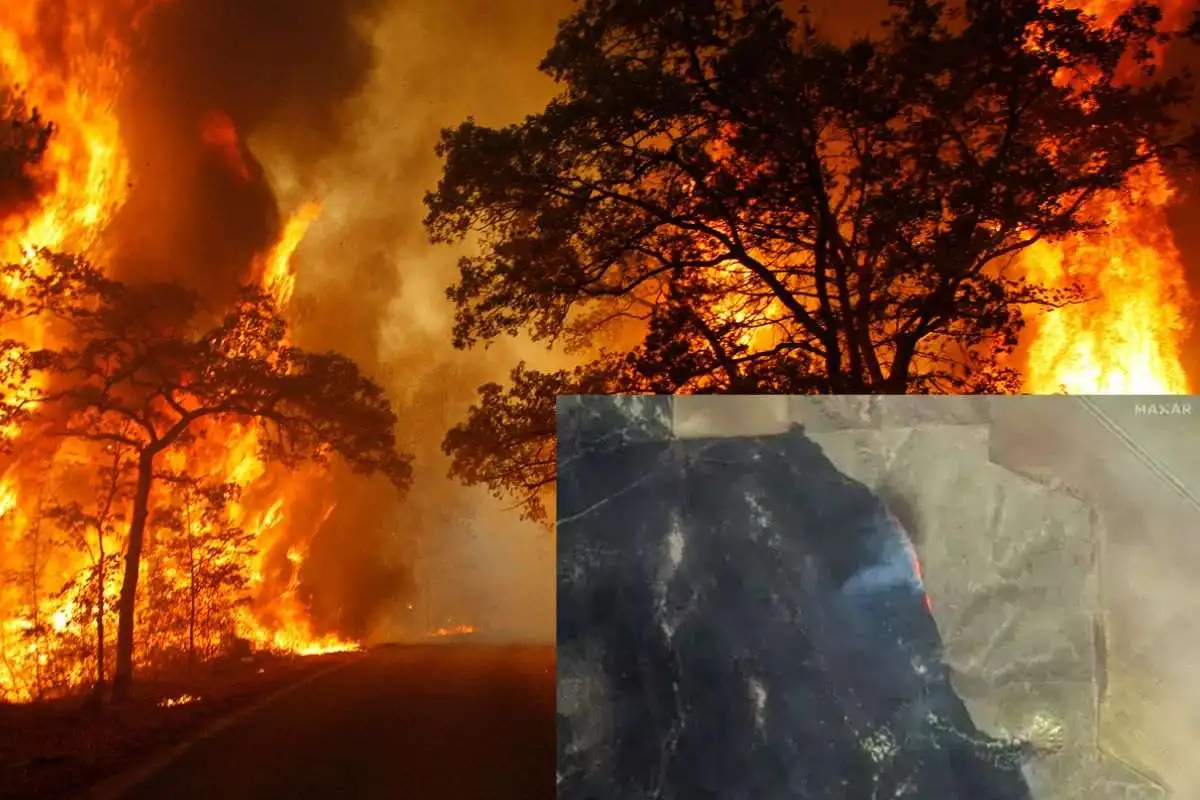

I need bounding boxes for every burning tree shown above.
[0,5,412,703]
[0,93,53,221]
[0,254,412,700]
[145,475,254,670]
[42,447,130,701]
[426,0,1199,520]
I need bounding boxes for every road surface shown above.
[113,644,555,800]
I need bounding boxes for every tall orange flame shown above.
[1023,1,1197,394]
[0,2,356,701]
[259,202,321,307]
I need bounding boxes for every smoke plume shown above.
[104,0,570,641]
[86,0,1198,644]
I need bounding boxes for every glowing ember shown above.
[1022,1,1195,395]
[158,693,200,708]
[430,625,478,637]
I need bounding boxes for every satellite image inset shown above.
[556,395,1197,799]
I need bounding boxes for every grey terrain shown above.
[557,395,1197,798]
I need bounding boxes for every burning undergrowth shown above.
[0,0,401,702]
[0,0,564,703]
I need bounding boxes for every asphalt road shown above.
[114,644,555,800]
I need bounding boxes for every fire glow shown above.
[1022,0,1196,395]
[430,625,478,638]
[158,692,199,708]
[0,2,357,702]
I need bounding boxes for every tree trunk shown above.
[185,496,196,670]
[29,491,44,701]
[94,448,122,698]
[888,335,917,393]
[111,450,155,702]
[95,537,105,689]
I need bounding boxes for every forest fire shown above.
[1022,0,1197,394]
[0,2,360,702]
[430,625,477,638]
[158,692,199,708]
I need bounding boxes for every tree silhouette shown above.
[45,445,131,701]
[148,473,253,669]
[442,363,610,524]
[0,254,412,700]
[426,0,1199,520]
[0,91,54,221]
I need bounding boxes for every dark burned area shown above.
[556,398,1034,799]
[0,653,350,799]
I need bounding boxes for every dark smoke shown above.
[93,0,1196,641]
[275,0,568,640]
[108,0,388,297]
[102,0,565,641]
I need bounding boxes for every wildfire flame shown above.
[259,202,321,308]
[430,624,478,637]
[0,2,357,702]
[701,0,1199,396]
[158,692,199,708]
[1022,0,1196,394]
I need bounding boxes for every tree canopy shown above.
[0,251,411,698]
[426,0,1199,521]
[0,254,410,483]
[0,92,53,221]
